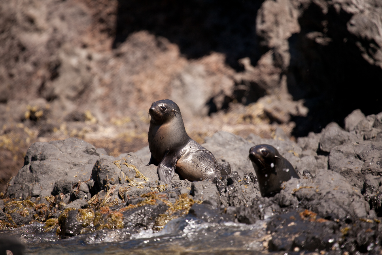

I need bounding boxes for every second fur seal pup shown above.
[249,144,300,197]
[148,99,222,184]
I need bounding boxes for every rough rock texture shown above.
[319,122,359,153]
[6,138,101,199]
[267,210,339,252]
[2,111,382,254]
[279,170,371,219]
[1,0,382,250]
[258,0,382,136]
[2,0,382,194]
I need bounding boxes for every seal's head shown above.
[249,144,280,171]
[149,99,181,124]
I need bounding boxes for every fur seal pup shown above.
[249,144,299,197]
[148,99,221,184]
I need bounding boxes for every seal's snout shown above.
[249,147,257,161]
[149,107,156,115]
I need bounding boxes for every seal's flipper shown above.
[157,151,178,184]
[218,161,231,176]
[158,164,175,184]
[147,155,158,166]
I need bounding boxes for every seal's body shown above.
[249,144,299,197]
[148,99,220,183]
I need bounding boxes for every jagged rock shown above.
[267,210,339,252]
[187,203,233,223]
[297,132,321,153]
[345,109,366,132]
[329,141,382,188]
[6,138,100,199]
[278,169,371,219]
[319,122,359,153]
[3,112,382,254]
[191,181,220,208]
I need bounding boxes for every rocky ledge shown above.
[1,109,382,254]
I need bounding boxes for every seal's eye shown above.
[259,148,269,157]
[159,105,166,112]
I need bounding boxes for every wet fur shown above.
[148,99,220,183]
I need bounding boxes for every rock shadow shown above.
[288,2,382,137]
[112,0,263,71]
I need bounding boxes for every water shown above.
[3,217,269,254]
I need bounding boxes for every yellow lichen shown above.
[44,218,59,232]
[111,117,131,126]
[77,209,95,228]
[24,105,43,121]
[123,162,149,181]
[84,110,97,124]
[341,227,350,236]
[153,193,201,231]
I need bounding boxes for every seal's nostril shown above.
[149,108,155,114]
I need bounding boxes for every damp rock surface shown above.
[2,110,382,254]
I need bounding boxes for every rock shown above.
[59,210,88,237]
[203,131,254,178]
[116,153,159,182]
[352,114,382,141]
[187,203,233,223]
[64,111,87,122]
[338,218,382,254]
[279,170,371,220]
[319,122,359,153]
[3,120,382,253]
[6,138,99,199]
[191,181,220,208]
[329,141,382,188]
[267,210,339,252]
[64,198,88,210]
[297,132,321,153]
[345,109,366,132]
[220,172,260,207]
[294,154,327,177]
[374,112,382,129]
[170,63,212,118]
[235,196,280,224]
[122,201,169,231]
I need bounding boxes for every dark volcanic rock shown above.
[122,201,169,231]
[267,210,339,252]
[345,109,366,132]
[278,169,371,220]
[353,113,382,141]
[4,112,382,253]
[203,131,255,178]
[218,173,259,208]
[187,203,234,223]
[191,181,220,208]
[319,122,359,153]
[59,210,86,237]
[6,138,99,199]
[329,141,382,188]
[235,196,281,224]
[59,201,169,238]
[297,131,321,153]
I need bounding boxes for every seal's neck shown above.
[169,114,190,145]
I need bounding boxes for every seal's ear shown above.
[172,109,177,116]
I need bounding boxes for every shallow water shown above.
[4,217,269,254]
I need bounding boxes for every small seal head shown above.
[149,99,180,125]
[148,99,221,184]
[249,144,299,197]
